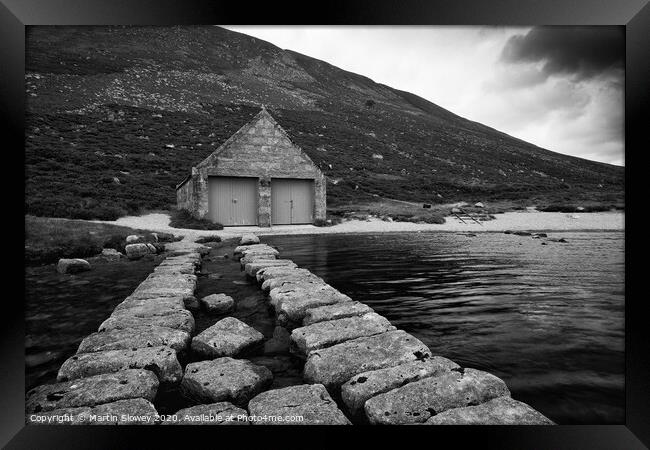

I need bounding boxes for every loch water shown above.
[24,231,624,424]
[264,231,624,425]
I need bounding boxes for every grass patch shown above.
[25,215,171,265]
[329,199,447,224]
[538,203,617,213]
[169,209,224,230]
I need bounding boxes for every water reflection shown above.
[265,231,624,424]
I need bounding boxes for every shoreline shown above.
[90,211,624,242]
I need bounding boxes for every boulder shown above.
[99,309,195,334]
[303,330,431,391]
[240,234,260,245]
[425,396,554,425]
[125,243,153,260]
[364,368,510,424]
[512,231,532,236]
[27,398,159,425]
[126,235,143,244]
[100,248,123,261]
[244,260,297,277]
[233,244,278,258]
[200,293,235,314]
[181,358,272,405]
[191,317,264,359]
[165,402,248,425]
[290,313,396,356]
[57,346,183,385]
[248,384,351,425]
[302,301,375,326]
[25,369,158,413]
[341,357,460,415]
[474,202,485,208]
[56,258,91,274]
[77,326,191,354]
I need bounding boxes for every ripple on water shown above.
[264,231,624,425]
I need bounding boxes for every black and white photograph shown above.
[2,0,646,443]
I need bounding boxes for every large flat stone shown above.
[271,285,353,326]
[244,260,297,277]
[130,285,196,300]
[425,396,554,425]
[262,275,324,293]
[303,301,375,326]
[291,313,396,356]
[109,303,189,319]
[77,327,191,354]
[154,264,196,275]
[341,357,460,415]
[191,317,264,359]
[137,273,197,291]
[113,295,186,313]
[98,309,195,334]
[154,259,197,266]
[165,402,248,425]
[200,293,234,314]
[58,346,183,385]
[261,271,322,291]
[256,266,313,283]
[27,398,159,425]
[26,369,158,413]
[248,384,351,425]
[234,244,278,258]
[240,253,278,265]
[181,358,272,405]
[364,368,511,424]
[303,330,431,391]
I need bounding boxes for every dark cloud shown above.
[501,26,624,80]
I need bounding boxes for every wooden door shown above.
[208,177,257,226]
[271,178,314,225]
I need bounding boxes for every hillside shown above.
[25,25,624,220]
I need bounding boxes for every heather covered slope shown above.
[25,26,624,220]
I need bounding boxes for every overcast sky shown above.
[223,26,624,166]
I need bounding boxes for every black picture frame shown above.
[2,0,645,447]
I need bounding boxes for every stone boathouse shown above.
[176,108,326,227]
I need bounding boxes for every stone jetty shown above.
[26,235,553,425]
[238,239,554,425]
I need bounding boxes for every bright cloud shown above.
[223,25,624,166]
